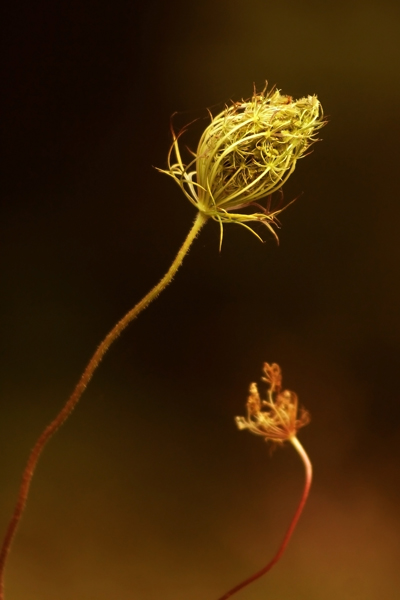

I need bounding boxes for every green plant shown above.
[0,84,324,600]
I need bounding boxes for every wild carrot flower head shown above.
[235,363,310,444]
[160,84,324,247]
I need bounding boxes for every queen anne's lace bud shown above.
[160,84,325,246]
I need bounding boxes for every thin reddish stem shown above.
[216,435,312,600]
[0,212,208,600]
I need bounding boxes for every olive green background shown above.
[2,1,400,598]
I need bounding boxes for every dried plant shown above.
[236,362,310,442]
[217,363,312,599]
[0,85,324,600]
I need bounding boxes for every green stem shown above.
[0,211,208,600]
[216,435,312,600]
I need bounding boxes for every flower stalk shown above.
[0,212,208,600]
[217,363,312,600]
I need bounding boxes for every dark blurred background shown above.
[1,1,400,598]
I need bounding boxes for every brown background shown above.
[2,0,400,598]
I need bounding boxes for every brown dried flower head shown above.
[235,363,310,443]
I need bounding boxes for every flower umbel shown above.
[235,362,310,443]
[160,85,325,246]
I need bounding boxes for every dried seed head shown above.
[235,363,310,444]
[159,84,325,247]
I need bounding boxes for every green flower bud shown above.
[160,84,325,247]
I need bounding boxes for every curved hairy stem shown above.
[217,435,312,600]
[0,211,208,600]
